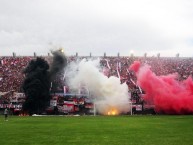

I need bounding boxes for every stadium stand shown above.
[0,55,193,115]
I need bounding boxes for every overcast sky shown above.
[0,0,193,57]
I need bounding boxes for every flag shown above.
[63,86,66,94]
[1,60,4,65]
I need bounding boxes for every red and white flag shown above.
[63,86,66,94]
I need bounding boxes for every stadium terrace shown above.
[1,54,193,115]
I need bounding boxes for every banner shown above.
[136,105,142,111]
[10,93,25,103]
[63,104,74,112]
[0,104,22,109]
[63,101,75,112]
[50,100,57,107]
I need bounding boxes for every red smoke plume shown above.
[129,61,193,114]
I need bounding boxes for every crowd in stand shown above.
[1,56,193,97]
[0,57,33,92]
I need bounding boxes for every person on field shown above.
[4,107,8,121]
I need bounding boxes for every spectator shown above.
[4,107,8,121]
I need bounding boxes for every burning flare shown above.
[107,108,118,115]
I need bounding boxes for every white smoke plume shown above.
[65,58,131,115]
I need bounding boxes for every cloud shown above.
[0,0,193,56]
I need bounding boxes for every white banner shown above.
[50,100,57,107]
[63,105,74,112]
[136,105,142,111]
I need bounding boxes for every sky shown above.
[0,0,193,57]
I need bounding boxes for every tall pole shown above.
[130,102,132,115]
[94,102,96,116]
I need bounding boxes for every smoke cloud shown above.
[22,57,51,114]
[129,61,193,114]
[22,50,67,114]
[49,50,67,80]
[65,58,130,115]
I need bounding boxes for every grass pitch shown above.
[0,115,193,145]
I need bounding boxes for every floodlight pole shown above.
[94,102,96,116]
[130,102,132,115]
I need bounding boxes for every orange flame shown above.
[107,108,119,115]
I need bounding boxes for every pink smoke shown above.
[129,61,193,114]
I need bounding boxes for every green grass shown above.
[0,115,193,145]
